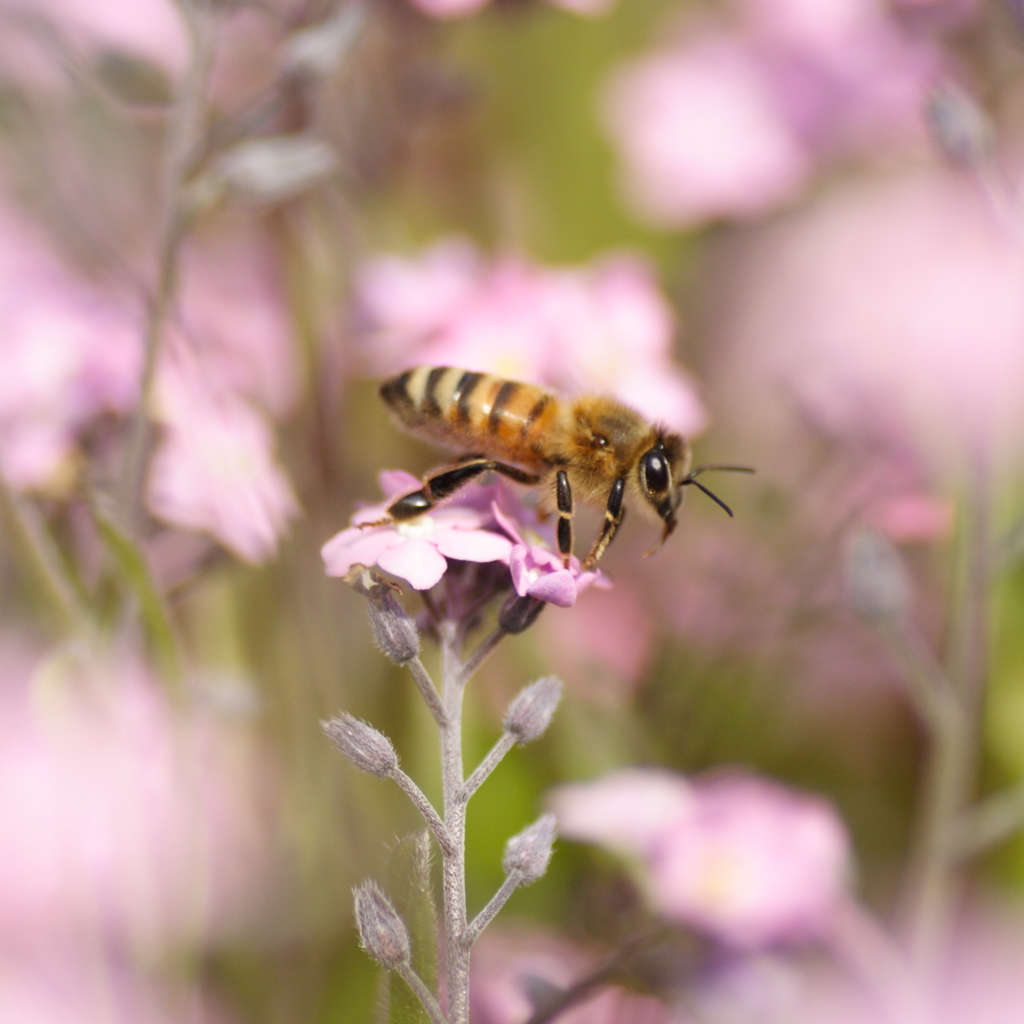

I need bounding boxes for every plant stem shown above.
[392,768,454,858]
[394,963,449,1024]
[949,776,1024,860]
[438,622,470,1024]
[0,472,89,637]
[461,732,516,801]
[116,2,216,532]
[408,656,448,726]
[463,872,521,948]
[900,472,988,978]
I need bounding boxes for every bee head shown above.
[637,432,689,548]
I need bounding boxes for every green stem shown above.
[0,472,89,636]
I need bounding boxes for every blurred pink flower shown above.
[356,241,706,435]
[602,2,939,228]
[406,0,613,19]
[0,649,272,954]
[147,364,299,564]
[0,955,236,1024]
[551,769,851,949]
[713,167,1024,475]
[603,38,811,227]
[321,470,514,590]
[11,0,189,76]
[0,207,142,491]
[865,491,954,543]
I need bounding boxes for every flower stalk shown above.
[327,564,562,1024]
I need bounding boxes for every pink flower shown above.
[321,471,514,590]
[492,501,609,608]
[0,648,272,953]
[714,167,1024,472]
[601,4,939,228]
[18,0,189,77]
[405,0,613,19]
[603,38,812,227]
[356,242,706,435]
[551,769,851,949]
[146,364,299,564]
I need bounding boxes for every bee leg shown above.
[387,458,540,521]
[555,470,573,568]
[582,477,626,569]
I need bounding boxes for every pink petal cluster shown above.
[10,0,190,77]
[406,0,613,21]
[146,362,299,564]
[0,647,272,956]
[602,0,943,227]
[493,501,608,608]
[550,769,851,949]
[145,224,302,564]
[322,471,515,590]
[714,166,1024,475]
[0,207,142,492]
[356,241,706,436]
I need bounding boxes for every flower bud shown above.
[845,527,911,623]
[498,594,545,635]
[210,135,337,203]
[322,713,399,778]
[927,84,992,167]
[344,565,420,663]
[353,881,411,970]
[280,2,365,79]
[503,813,557,884]
[504,676,563,745]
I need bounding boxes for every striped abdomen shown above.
[379,366,561,469]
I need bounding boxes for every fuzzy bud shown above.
[504,676,563,745]
[322,713,399,778]
[344,565,420,663]
[280,2,364,79]
[927,84,992,167]
[845,527,911,622]
[498,594,545,635]
[210,135,337,203]
[503,813,557,884]
[353,881,411,970]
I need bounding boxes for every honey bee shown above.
[377,366,752,569]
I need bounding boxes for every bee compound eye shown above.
[641,449,669,494]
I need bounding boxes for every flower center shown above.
[397,517,436,540]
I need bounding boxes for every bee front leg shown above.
[387,458,540,521]
[582,477,626,569]
[555,470,573,568]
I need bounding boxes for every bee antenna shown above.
[687,464,756,479]
[682,478,735,517]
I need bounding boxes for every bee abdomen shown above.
[379,366,556,461]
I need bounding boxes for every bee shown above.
[376,366,752,569]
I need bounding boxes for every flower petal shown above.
[527,568,579,607]
[321,525,400,576]
[491,500,526,545]
[379,469,423,499]
[434,527,514,564]
[377,537,449,589]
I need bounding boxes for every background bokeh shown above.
[2,0,1024,1021]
